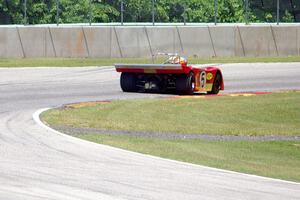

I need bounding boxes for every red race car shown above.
[115,53,224,95]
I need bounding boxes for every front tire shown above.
[120,73,137,92]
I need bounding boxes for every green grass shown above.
[77,134,300,182]
[188,56,300,64]
[1,56,300,67]
[41,92,300,182]
[0,58,154,67]
[42,92,300,136]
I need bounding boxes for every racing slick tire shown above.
[208,73,221,94]
[120,73,137,92]
[175,73,194,95]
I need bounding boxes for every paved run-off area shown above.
[0,63,300,200]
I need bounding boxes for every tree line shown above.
[0,0,296,25]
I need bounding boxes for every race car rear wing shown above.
[115,63,181,70]
[115,63,191,74]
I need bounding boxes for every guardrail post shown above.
[89,0,92,26]
[214,0,217,25]
[56,0,60,26]
[24,0,27,25]
[183,4,187,25]
[121,0,124,25]
[152,0,155,26]
[245,0,249,25]
[277,0,280,25]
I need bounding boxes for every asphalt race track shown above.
[0,63,300,200]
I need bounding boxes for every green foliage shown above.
[0,0,23,24]
[265,12,273,22]
[93,2,119,23]
[282,10,294,23]
[124,0,153,22]
[0,0,297,24]
[217,0,245,23]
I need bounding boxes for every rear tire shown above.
[175,73,194,95]
[208,73,221,94]
[120,73,137,92]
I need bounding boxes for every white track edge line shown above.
[33,108,300,185]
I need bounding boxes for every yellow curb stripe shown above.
[65,101,110,109]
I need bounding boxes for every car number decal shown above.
[200,71,206,88]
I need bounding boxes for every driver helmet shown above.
[168,56,187,64]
